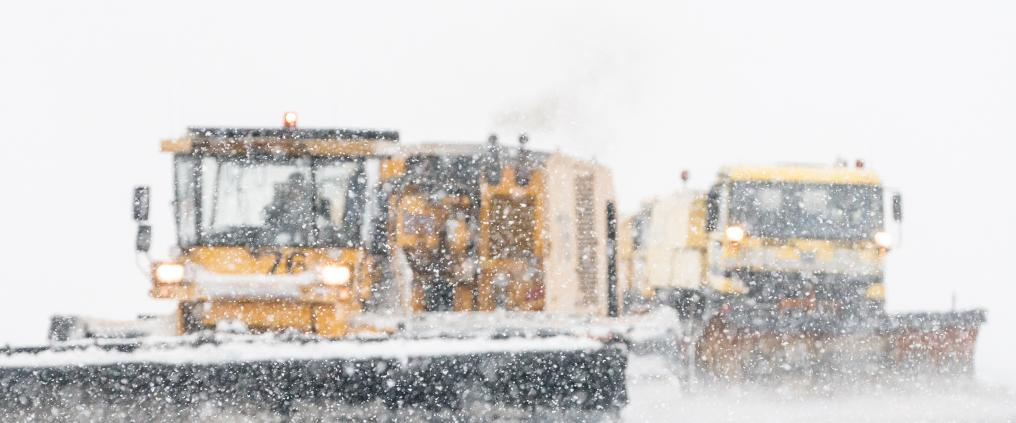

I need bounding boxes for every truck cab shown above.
[146,122,397,337]
[704,163,900,319]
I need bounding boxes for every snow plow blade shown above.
[695,306,986,382]
[696,307,886,382]
[886,309,986,376]
[0,334,627,418]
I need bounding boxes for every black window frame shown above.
[172,153,369,249]
[727,180,884,241]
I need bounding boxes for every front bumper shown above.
[151,270,351,303]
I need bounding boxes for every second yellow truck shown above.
[623,162,985,382]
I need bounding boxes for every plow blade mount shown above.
[0,335,627,420]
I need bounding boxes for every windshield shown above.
[729,181,883,240]
[174,156,368,247]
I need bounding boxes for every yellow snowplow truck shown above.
[0,116,628,420]
[622,162,984,382]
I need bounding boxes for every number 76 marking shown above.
[267,252,307,274]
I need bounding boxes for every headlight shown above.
[874,231,892,248]
[319,265,352,286]
[154,263,185,284]
[725,225,746,242]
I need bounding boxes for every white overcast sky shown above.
[1,1,1014,384]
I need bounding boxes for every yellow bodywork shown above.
[722,165,881,185]
[719,238,883,268]
[477,166,547,312]
[389,161,548,313]
[393,188,477,312]
[160,136,396,157]
[386,145,615,316]
[621,192,709,295]
[153,247,365,337]
[686,197,709,249]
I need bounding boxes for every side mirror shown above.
[315,198,332,217]
[705,189,720,232]
[133,186,151,222]
[136,224,152,252]
[891,193,903,222]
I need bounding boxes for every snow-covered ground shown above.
[624,355,1016,423]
